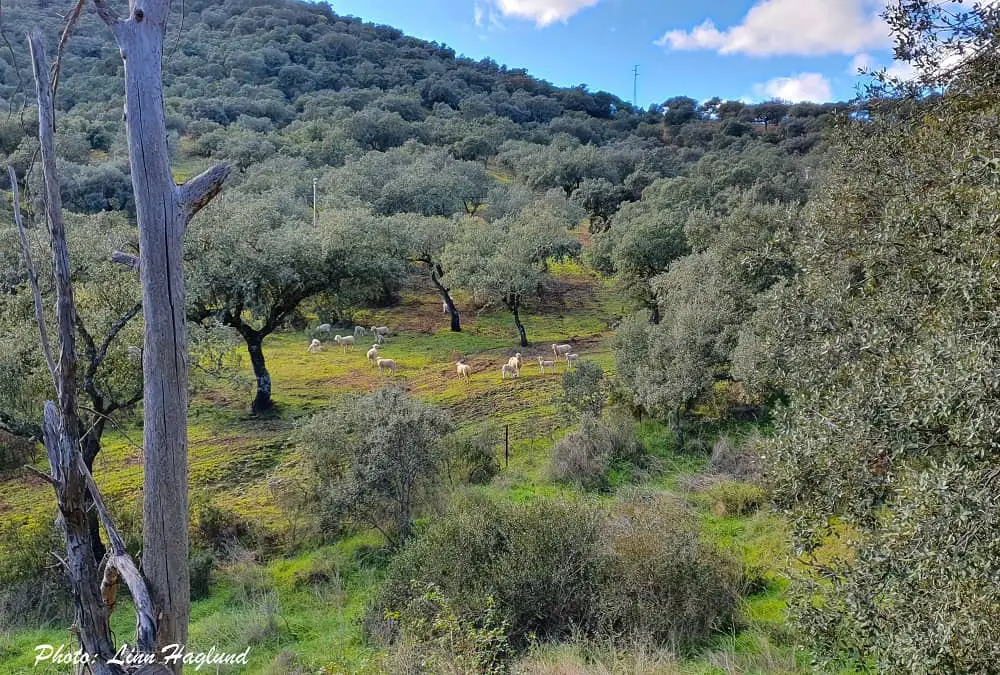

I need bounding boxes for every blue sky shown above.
[329,0,907,106]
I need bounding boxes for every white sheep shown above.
[308,338,323,354]
[507,352,523,370]
[367,345,380,366]
[456,361,472,381]
[374,332,385,345]
[126,346,143,358]
[316,323,332,335]
[552,343,572,358]
[565,353,579,368]
[377,358,397,376]
[371,326,390,337]
[333,335,356,352]
[354,326,367,338]
[501,363,519,380]
[538,357,556,374]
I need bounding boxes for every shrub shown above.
[296,388,452,545]
[708,434,762,480]
[380,583,514,674]
[0,431,38,475]
[368,493,742,656]
[703,480,766,517]
[597,492,742,646]
[190,550,215,601]
[550,413,648,491]
[559,360,606,416]
[194,501,256,555]
[447,425,501,485]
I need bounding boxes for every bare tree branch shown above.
[8,165,56,381]
[177,163,230,224]
[111,249,140,272]
[51,0,85,101]
[91,0,123,33]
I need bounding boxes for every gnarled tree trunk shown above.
[245,335,273,414]
[95,0,229,665]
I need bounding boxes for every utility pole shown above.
[312,177,318,227]
[632,64,639,108]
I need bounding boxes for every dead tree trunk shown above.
[95,0,229,664]
[11,32,163,675]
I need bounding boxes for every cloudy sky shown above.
[330,0,909,105]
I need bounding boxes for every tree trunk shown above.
[246,337,273,414]
[96,2,229,665]
[650,304,661,325]
[429,264,460,332]
[512,305,528,347]
[82,428,107,562]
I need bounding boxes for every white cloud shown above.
[754,72,833,102]
[488,0,601,27]
[474,2,485,27]
[850,52,875,73]
[656,0,890,57]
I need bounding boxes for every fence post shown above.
[504,425,509,468]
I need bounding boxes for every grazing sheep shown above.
[501,363,519,380]
[371,326,390,337]
[538,357,556,374]
[367,345,380,366]
[308,339,323,354]
[552,343,572,358]
[508,352,523,370]
[456,361,472,381]
[354,326,367,338]
[374,332,385,345]
[333,335,356,352]
[565,353,579,368]
[377,358,397,376]
[316,323,332,335]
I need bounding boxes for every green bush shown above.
[190,550,215,601]
[559,360,606,416]
[194,501,257,554]
[703,480,767,517]
[368,493,742,655]
[447,424,501,485]
[549,413,648,491]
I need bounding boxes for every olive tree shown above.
[442,199,580,346]
[187,190,408,413]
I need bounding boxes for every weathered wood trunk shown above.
[24,36,123,673]
[96,0,228,665]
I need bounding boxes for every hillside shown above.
[0,0,902,673]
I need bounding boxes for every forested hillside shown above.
[2,0,996,673]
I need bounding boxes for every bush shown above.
[550,413,648,491]
[703,480,766,517]
[190,550,215,601]
[708,434,762,480]
[368,493,742,655]
[0,431,38,475]
[194,501,257,554]
[447,425,501,485]
[296,388,452,545]
[559,361,606,416]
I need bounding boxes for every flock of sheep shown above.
[306,322,580,382]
